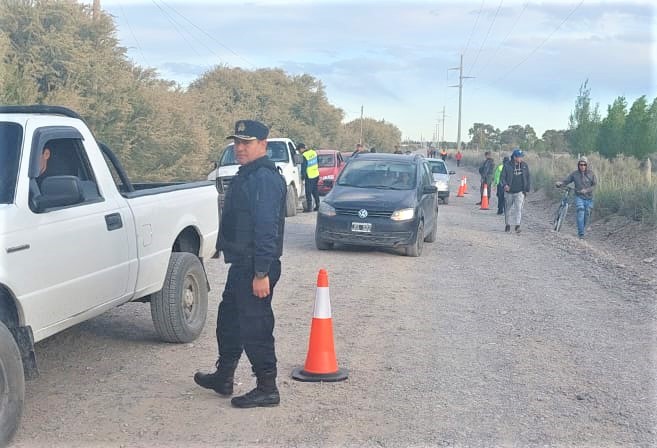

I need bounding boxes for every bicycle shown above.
[553,186,572,232]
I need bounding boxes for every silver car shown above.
[426,158,455,204]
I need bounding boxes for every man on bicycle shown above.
[555,156,597,239]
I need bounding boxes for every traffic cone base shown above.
[291,366,349,382]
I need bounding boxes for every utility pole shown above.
[92,0,100,20]
[359,105,364,145]
[449,54,474,152]
[440,106,447,149]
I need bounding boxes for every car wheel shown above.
[0,321,24,447]
[405,220,424,257]
[315,228,334,250]
[150,252,208,343]
[286,185,298,217]
[425,214,438,243]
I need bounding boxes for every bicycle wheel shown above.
[554,203,568,232]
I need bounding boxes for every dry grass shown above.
[460,151,657,225]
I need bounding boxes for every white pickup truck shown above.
[0,106,218,444]
[207,137,306,216]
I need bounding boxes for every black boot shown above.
[193,359,238,396]
[231,372,280,408]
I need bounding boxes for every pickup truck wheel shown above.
[0,322,24,446]
[286,185,298,217]
[405,220,424,257]
[150,253,208,343]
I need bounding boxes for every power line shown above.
[468,0,504,76]
[150,0,205,59]
[116,0,150,67]
[485,0,585,88]
[462,0,485,58]
[473,1,528,79]
[157,0,256,69]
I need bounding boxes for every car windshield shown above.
[219,141,289,166]
[337,159,416,190]
[318,154,335,167]
[428,160,447,175]
[0,122,23,204]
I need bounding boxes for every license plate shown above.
[351,222,372,233]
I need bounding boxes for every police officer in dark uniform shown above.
[194,119,286,408]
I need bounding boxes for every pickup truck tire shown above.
[286,185,298,217]
[0,322,24,446]
[150,253,208,343]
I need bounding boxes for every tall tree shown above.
[568,80,601,155]
[541,129,569,153]
[468,123,500,150]
[597,96,627,159]
[624,96,653,160]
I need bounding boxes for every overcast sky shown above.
[98,0,656,143]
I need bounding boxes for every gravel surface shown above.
[12,167,657,448]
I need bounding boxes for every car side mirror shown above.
[449,170,456,175]
[35,175,84,211]
[293,153,302,165]
[423,185,438,195]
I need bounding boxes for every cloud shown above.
[160,62,210,77]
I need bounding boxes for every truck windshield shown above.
[0,122,23,204]
[219,141,290,166]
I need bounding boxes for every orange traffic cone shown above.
[457,177,465,197]
[463,176,468,194]
[481,183,490,210]
[292,269,348,382]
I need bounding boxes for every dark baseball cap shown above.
[226,119,269,141]
[297,143,306,150]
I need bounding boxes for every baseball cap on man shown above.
[226,119,269,140]
[297,143,306,150]
[511,148,524,159]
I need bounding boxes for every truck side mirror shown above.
[293,153,302,165]
[34,175,84,211]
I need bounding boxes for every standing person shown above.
[194,119,286,409]
[492,156,510,215]
[299,143,320,212]
[440,147,448,161]
[556,156,597,239]
[501,149,531,233]
[455,149,463,167]
[476,151,494,205]
[394,145,403,154]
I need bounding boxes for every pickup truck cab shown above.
[0,106,218,444]
[207,137,306,216]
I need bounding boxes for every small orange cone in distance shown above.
[481,183,490,210]
[292,269,348,382]
[463,176,468,194]
[457,177,465,197]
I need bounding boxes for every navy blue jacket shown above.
[501,159,531,193]
[217,156,286,274]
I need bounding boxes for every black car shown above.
[315,153,438,257]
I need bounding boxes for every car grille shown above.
[334,208,394,218]
[323,230,412,246]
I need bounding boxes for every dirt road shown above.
[12,169,657,447]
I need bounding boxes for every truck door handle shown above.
[105,213,123,231]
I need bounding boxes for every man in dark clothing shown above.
[194,119,287,409]
[299,143,320,212]
[501,149,531,233]
[477,151,494,205]
[556,156,597,238]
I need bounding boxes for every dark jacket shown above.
[479,158,494,183]
[501,159,531,193]
[560,169,597,199]
[216,156,286,274]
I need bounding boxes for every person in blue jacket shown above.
[194,119,286,408]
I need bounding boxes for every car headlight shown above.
[318,202,336,216]
[390,208,415,221]
[434,181,448,190]
[321,175,335,180]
